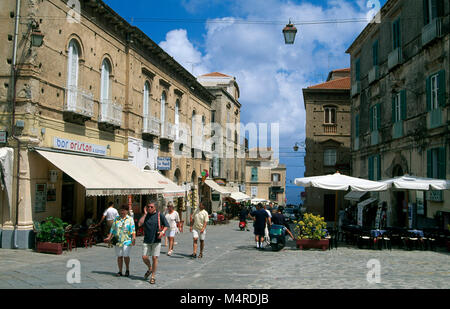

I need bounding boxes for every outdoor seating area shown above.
[62,224,103,251]
[338,224,450,251]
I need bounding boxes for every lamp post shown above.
[293,142,305,152]
[283,20,297,44]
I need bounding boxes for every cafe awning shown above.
[143,170,186,198]
[204,179,232,196]
[230,191,251,202]
[344,191,368,202]
[35,149,164,196]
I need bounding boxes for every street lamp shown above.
[282,20,297,44]
[30,22,44,47]
[293,142,305,152]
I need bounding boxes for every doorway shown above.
[395,191,406,227]
[324,194,335,222]
[61,183,75,223]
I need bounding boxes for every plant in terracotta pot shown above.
[35,217,68,255]
[293,213,329,250]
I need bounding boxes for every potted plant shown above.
[293,213,329,250]
[35,217,68,255]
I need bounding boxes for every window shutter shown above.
[355,114,360,136]
[368,156,374,180]
[436,0,444,17]
[392,96,396,123]
[426,76,432,111]
[372,41,378,66]
[355,59,360,81]
[376,104,381,130]
[423,0,430,25]
[438,147,446,179]
[438,70,446,107]
[369,107,374,131]
[377,154,382,180]
[427,149,433,178]
[400,90,407,120]
[431,0,438,19]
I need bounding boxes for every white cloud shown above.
[159,0,369,151]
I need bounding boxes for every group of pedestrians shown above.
[103,201,210,285]
[245,202,294,249]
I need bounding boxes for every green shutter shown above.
[392,96,396,123]
[438,70,446,107]
[423,0,430,25]
[436,0,444,17]
[438,147,446,179]
[431,0,438,19]
[400,90,407,120]
[372,41,378,66]
[426,76,432,111]
[377,154,382,180]
[376,104,381,130]
[368,156,374,180]
[427,149,433,178]
[369,107,374,131]
[355,59,360,81]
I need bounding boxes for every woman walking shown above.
[104,205,136,277]
[165,202,180,256]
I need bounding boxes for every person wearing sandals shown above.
[190,202,209,259]
[104,205,136,277]
[165,202,180,256]
[138,202,169,284]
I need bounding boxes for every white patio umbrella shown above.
[380,175,450,227]
[294,172,390,228]
[380,175,450,190]
[251,198,269,205]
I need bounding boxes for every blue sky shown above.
[103,0,387,204]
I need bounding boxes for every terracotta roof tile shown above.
[332,68,350,73]
[308,77,351,90]
[199,72,232,78]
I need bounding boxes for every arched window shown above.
[324,106,337,124]
[175,99,180,139]
[160,91,166,135]
[66,40,80,106]
[100,59,111,103]
[143,81,151,131]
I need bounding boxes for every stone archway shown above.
[174,168,181,186]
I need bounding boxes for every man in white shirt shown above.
[190,202,209,259]
[263,204,272,247]
[97,202,119,246]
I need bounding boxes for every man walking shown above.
[97,202,118,247]
[190,202,209,258]
[263,204,272,247]
[250,203,271,249]
[138,202,169,285]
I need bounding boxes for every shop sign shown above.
[53,137,107,156]
[157,157,171,170]
[0,131,7,143]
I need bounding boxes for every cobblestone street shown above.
[0,221,449,289]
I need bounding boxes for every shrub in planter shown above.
[35,217,68,254]
[293,213,329,250]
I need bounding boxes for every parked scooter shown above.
[269,224,286,251]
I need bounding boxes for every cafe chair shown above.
[63,225,77,252]
[380,233,392,250]
[357,230,374,249]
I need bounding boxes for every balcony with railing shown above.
[422,18,442,47]
[160,122,176,142]
[368,66,379,84]
[143,116,160,138]
[351,81,361,97]
[64,87,94,120]
[392,121,403,139]
[388,48,402,70]
[99,99,122,128]
[323,124,337,134]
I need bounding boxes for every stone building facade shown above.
[0,0,215,248]
[302,69,352,220]
[346,0,449,228]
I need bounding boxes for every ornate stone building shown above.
[347,0,449,228]
[0,0,215,248]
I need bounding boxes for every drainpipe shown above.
[11,0,21,249]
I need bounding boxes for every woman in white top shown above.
[164,202,180,256]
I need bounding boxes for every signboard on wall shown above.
[157,157,171,170]
[35,183,47,213]
[53,137,107,156]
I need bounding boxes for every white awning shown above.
[344,191,368,202]
[204,179,232,196]
[36,149,164,196]
[357,197,377,208]
[230,191,251,202]
[143,170,186,198]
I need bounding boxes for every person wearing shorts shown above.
[165,202,180,256]
[104,205,136,277]
[250,203,270,249]
[190,202,209,258]
[138,202,168,285]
